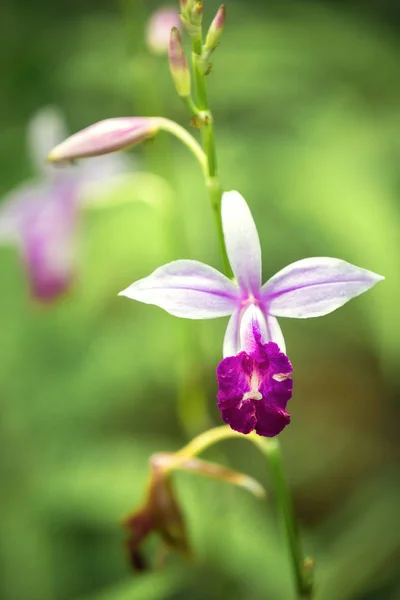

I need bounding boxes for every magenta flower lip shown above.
[217,321,293,437]
[119,190,384,436]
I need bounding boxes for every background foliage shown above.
[0,1,399,599]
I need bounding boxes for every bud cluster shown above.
[179,1,225,51]
[180,1,204,31]
[168,2,226,100]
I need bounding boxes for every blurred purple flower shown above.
[0,107,128,302]
[120,190,384,436]
[146,7,181,55]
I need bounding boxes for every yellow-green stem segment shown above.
[157,117,207,172]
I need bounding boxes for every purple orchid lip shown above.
[119,189,384,436]
[217,322,293,437]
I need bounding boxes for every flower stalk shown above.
[183,7,314,586]
[172,5,314,596]
[256,438,314,598]
[156,117,206,172]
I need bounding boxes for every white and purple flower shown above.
[119,191,384,437]
[0,107,129,302]
[146,7,181,55]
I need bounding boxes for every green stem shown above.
[190,35,233,278]
[257,438,314,598]
[181,95,201,120]
[206,176,231,274]
[191,37,208,109]
[157,117,207,172]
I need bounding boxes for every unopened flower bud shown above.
[205,5,226,52]
[168,27,191,98]
[146,7,181,55]
[47,117,160,162]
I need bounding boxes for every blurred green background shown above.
[0,0,399,599]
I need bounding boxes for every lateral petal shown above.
[261,257,384,318]
[119,260,240,319]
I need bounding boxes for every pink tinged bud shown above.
[168,27,191,98]
[47,117,160,162]
[146,7,181,55]
[205,5,226,52]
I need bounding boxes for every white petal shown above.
[262,257,384,318]
[237,305,287,352]
[239,305,268,353]
[221,191,262,295]
[223,309,241,357]
[265,315,286,353]
[119,260,240,319]
[224,307,287,356]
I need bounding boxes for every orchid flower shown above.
[119,191,384,437]
[146,7,181,55]
[0,107,129,302]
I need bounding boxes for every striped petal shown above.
[262,257,384,319]
[119,260,240,319]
